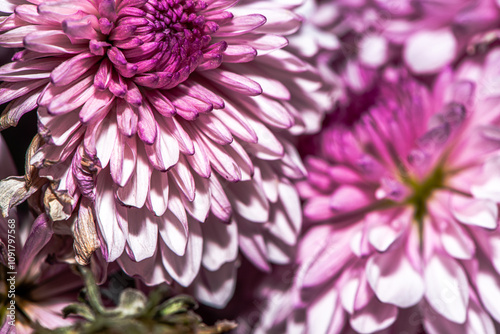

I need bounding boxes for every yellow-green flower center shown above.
[405,167,446,222]
[403,167,446,245]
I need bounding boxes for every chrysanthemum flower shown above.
[0,0,324,306]
[274,58,500,333]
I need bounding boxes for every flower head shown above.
[284,57,500,333]
[0,0,324,306]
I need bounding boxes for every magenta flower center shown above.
[136,0,210,70]
[95,0,223,89]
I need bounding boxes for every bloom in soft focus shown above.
[0,214,83,333]
[290,0,500,117]
[255,54,500,333]
[0,0,325,307]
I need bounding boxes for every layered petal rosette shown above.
[262,57,500,333]
[0,0,323,307]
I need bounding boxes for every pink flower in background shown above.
[0,214,83,333]
[260,54,500,333]
[290,0,500,115]
[0,0,324,307]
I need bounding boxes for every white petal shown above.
[182,173,211,222]
[228,177,269,223]
[126,208,158,262]
[209,175,232,221]
[118,251,172,286]
[265,237,292,264]
[170,157,195,201]
[368,225,399,252]
[158,209,188,256]
[200,217,238,271]
[477,261,500,323]
[158,123,180,169]
[278,178,302,233]
[257,162,279,203]
[350,297,398,334]
[237,219,270,272]
[267,201,298,246]
[367,250,425,308]
[467,294,496,334]
[423,302,467,334]
[160,217,202,287]
[95,116,118,169]
[147,170,169,216]
[424,254,469,323]
[307,285,339,334]
[116,146,151,208]
[166,184,187,227]
[470,155,500,202]
[341,276,360,314]
[95,174,125,262]
[191,262,237,309]
[359,34,388,68]
[451,195,498,229]
[441,221,475,260]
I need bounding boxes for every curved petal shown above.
[424,253,469,324]
[160,217,202,287]
[349,296,398,334]
[367,249,425,308]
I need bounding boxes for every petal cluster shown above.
[0,0,326,308]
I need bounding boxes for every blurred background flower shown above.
[290,0,500,128]
[250,55,500,333]
[0,214,83,333]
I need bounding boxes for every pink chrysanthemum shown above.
[261,57,500,333]
[0,0,323,306]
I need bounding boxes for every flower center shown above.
[138,0,211,70]
[405,167,445,222]
[403,166,446,244]
[103,0,223,89]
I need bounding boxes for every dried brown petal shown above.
[73,200,100,265]
[43,185,75,221]
[0,176,39,217]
